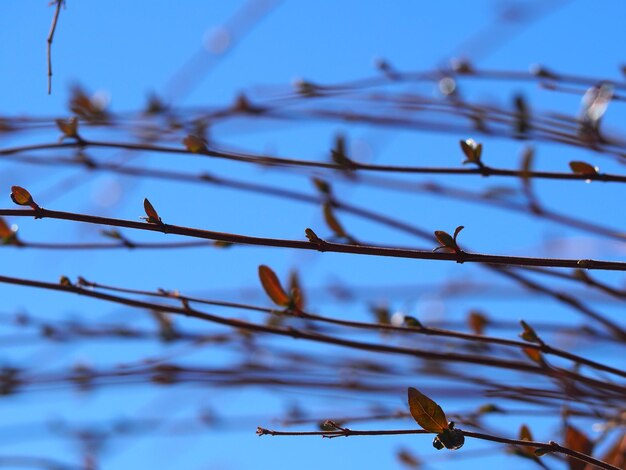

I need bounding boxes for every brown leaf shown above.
[468,311,488,335]
[10,186,38,209]
[520,424,533,441]
[598,432,626,469]
[522,347,543,364]
[460,138,482,164]
[519,320,541,343]
[288,271,305,310]
[183,134,208,153]
[434,230,456,251]
[564,424,593,470]
[0,217,12,239]
[69,86,108,122]
[569,161,598,176]
[520,147,534,188]
[143,198,162,224]
[323,202,348,238]
[55,117,79,138]
[258,265,291,307]
[407,387,448,433]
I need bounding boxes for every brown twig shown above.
[47,0,64,95]
[1,208,626,273]
[257,426,620,470]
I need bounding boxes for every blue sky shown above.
[0,1,625,469]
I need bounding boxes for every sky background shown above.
[0,1,625,469]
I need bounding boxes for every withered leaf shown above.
[143,198,162,224]
[258,265,291,307]
[407,387,448,434]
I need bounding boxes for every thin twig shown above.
[1,208,626,273]
[257,426,620,470]
[47,0,64,95]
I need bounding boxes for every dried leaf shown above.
[10,186,38,209]
[520,424,533,442]
[519,320,541,343]
[520,147,534,188]
[564,425,593,470]
[69,86,108,122]
[258,265,291,307]
[407,387,448,434]
[183,134,208,153]
[599,432,626,468]
[55,117,79,138]
[143,198,162,224]
[0,217,13,240]
[371,305,390,325]
[569,161,599,176]
[433,230,456,252]
[460,138,482,164]
[323,202,348,238]
[523,347,543,364]
[288,271,305,310]
[468,311,488,335]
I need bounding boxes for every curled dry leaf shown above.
[258,265,291,307]
[407,387,448,434]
